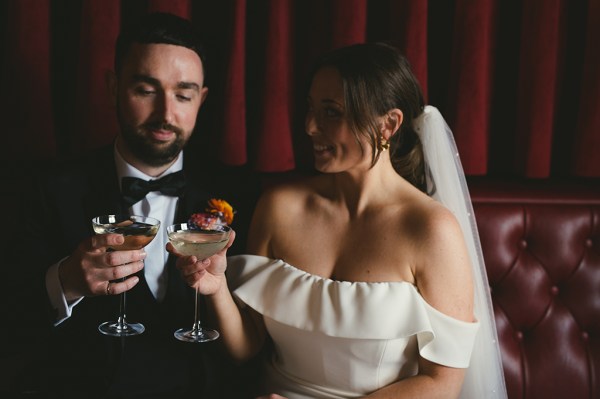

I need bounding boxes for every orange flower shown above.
[206,198,235,225]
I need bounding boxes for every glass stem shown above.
[191,287,203,335]
[117,291,127,331]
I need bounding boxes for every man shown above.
[9,12,255,398]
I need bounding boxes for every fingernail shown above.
[140,249,147,259]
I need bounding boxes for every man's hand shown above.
[167,230,236,296]
[59,234,147,301]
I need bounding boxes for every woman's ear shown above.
[382,109,404,141]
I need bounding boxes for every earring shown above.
[379,137,390,151]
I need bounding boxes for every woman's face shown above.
[305,67,372,174]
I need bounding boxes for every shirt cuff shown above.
[46,258,83,326]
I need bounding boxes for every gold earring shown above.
[379,137,390,151]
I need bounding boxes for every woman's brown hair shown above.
[308,42,427,192]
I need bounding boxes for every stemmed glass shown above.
[167,223,231,343]
[92,214,161,337]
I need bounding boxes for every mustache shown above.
[141,122,184,135]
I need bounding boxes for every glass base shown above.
[174,327,219,343]
[98,321,145,337]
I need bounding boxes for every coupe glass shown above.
[167,223,231,343]
[92,214,160,337]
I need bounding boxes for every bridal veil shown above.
[414,105,508,398]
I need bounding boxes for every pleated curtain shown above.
[1,0,599,178]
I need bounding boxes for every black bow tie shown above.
[121,170,186,207]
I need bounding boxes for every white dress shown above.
[228,255,480,399]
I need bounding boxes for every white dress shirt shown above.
[46,146,184,325]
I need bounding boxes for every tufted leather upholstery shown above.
[470,179,600,399]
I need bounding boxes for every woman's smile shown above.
[313,143,334,154]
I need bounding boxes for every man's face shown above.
[115,43,208,167]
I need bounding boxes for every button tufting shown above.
[582,331,589,341]
[586,238,593,248]
[551,286,559,295]
[515,331,524,341]
[519,239,528,249]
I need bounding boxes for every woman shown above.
[173,43,507,398]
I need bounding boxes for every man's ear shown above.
[382,109,404,141]
[199,87,209,106]
[106,70,117,106]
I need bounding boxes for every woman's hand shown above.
[166,230,236,296]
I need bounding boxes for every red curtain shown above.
[1,0,55,160]
[573,0,600,177]
[73,1,120,152]
[1,0,599,178]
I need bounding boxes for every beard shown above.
[117,110,189,167]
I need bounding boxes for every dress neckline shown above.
[275,257,417,287]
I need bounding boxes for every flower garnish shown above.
[207,198,235,225]
[188,198,235,230]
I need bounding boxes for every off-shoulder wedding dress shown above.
[227,106,507,399]
[229,255,480,398]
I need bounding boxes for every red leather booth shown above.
[470,179,600,399]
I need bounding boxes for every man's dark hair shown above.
[114,12,207,82]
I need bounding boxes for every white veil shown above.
[414,106,508,398]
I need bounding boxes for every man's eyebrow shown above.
[131,74,200,91]
[131,74,160,86]
[177,82,200,91]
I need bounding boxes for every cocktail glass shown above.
[92,214,160,337]
[167,223,231,343]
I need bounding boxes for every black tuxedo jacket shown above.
[9,145,258,398]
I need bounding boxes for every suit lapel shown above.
[80,147,162,308]
[82,146,124,222]
[83,149,217,308]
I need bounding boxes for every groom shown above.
[8,12,256,398]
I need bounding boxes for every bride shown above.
[171,42,507,399]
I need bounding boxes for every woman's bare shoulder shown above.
[247,175,327,256]
[399,190,461,240]
[259,175,327,210]
[404,194,474,320]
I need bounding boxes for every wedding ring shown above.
[106,281,112,296]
